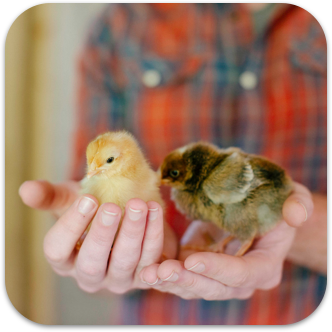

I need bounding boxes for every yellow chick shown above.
[159,143,293,256]
[77,131,164,246]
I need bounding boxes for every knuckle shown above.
[237,289,255,300]
[182,277,198,291]
[142,243,162,257]
[113,288,127,294]
[181,294,196,300]
[259,262,283,289]
[232,268,250,287]
[211,257,250,288]
[202,293,214,301]
[77,261,103,278]
[121,227,141,241]
[112,256,136,273]
[77,282,99,294]
[52,267,71,277]
[203,288,224,301]
[89,231,112,248]
[43,243,65,265]
[262,273,282,290]
[60,219,81,236]
[108,285,129,294]
[225,258,250,287]
[212,265,227,280]
[216,266,250,287]
[146,228,163,242]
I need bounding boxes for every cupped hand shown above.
[19,180,177,294]
[139,182,314,300]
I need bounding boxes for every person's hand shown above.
[19,180,177,294]
[19,180,81,218]
[139,182,314,300]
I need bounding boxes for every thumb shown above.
[19,180,80,212]
[282,182,314,228]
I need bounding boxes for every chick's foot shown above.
[235,237,255,256]
[181,234,235,254]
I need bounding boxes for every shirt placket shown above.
[235,36,266,154]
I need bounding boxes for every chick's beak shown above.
[157,167,168,185]
[87,169,102,179]
[87,161,103,179]
[157,167,171,185]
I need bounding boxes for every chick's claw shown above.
[181,244,212,253]
[212,234,235,253]
[235,237,255,257]
[181,234,236,254]
[160,142,293,258]
[181,230,220,253]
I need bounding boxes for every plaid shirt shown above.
[71,3,327,325]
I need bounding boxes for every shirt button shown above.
[142,69,161,87]
[239,71,258,90]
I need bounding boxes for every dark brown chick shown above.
[159,142,293,256]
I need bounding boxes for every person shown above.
[19,3,326,325]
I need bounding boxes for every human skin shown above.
[139,184,326,300]
[286,193,327,275]
[19,180,177,294]
[19,180,323,299]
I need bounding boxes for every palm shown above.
[179,219,294,262]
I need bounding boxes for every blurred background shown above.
[5,3,122,324]
[5,2,327,326]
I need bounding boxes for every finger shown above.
[183,221,294,290]
[139,264,198,299]
[106,198,148,292]
[180,220,224,246]
[183,251,281,290]
[179,220,225,260]
[283,182,314,227]
[43,195,98,272]
[19,180,80,212]
[137,202,164,269]
[76,203,121,287]
[254,221,295,257]
[157,260,248,300]
[139,264,162,285]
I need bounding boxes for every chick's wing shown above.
[202,151,256,204]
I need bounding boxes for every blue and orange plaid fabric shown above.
[70,4,327,325]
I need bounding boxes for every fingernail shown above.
[186,262,205,273]
[297,201,308,222]
[148,208,158,221]
[102,210,118,226]
[161,271,179,282]
[78,197,97,215]
[145,278,160,286]
[128,207,142,221]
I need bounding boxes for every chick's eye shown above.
[106,157,114,163]
[170,170,180,178]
